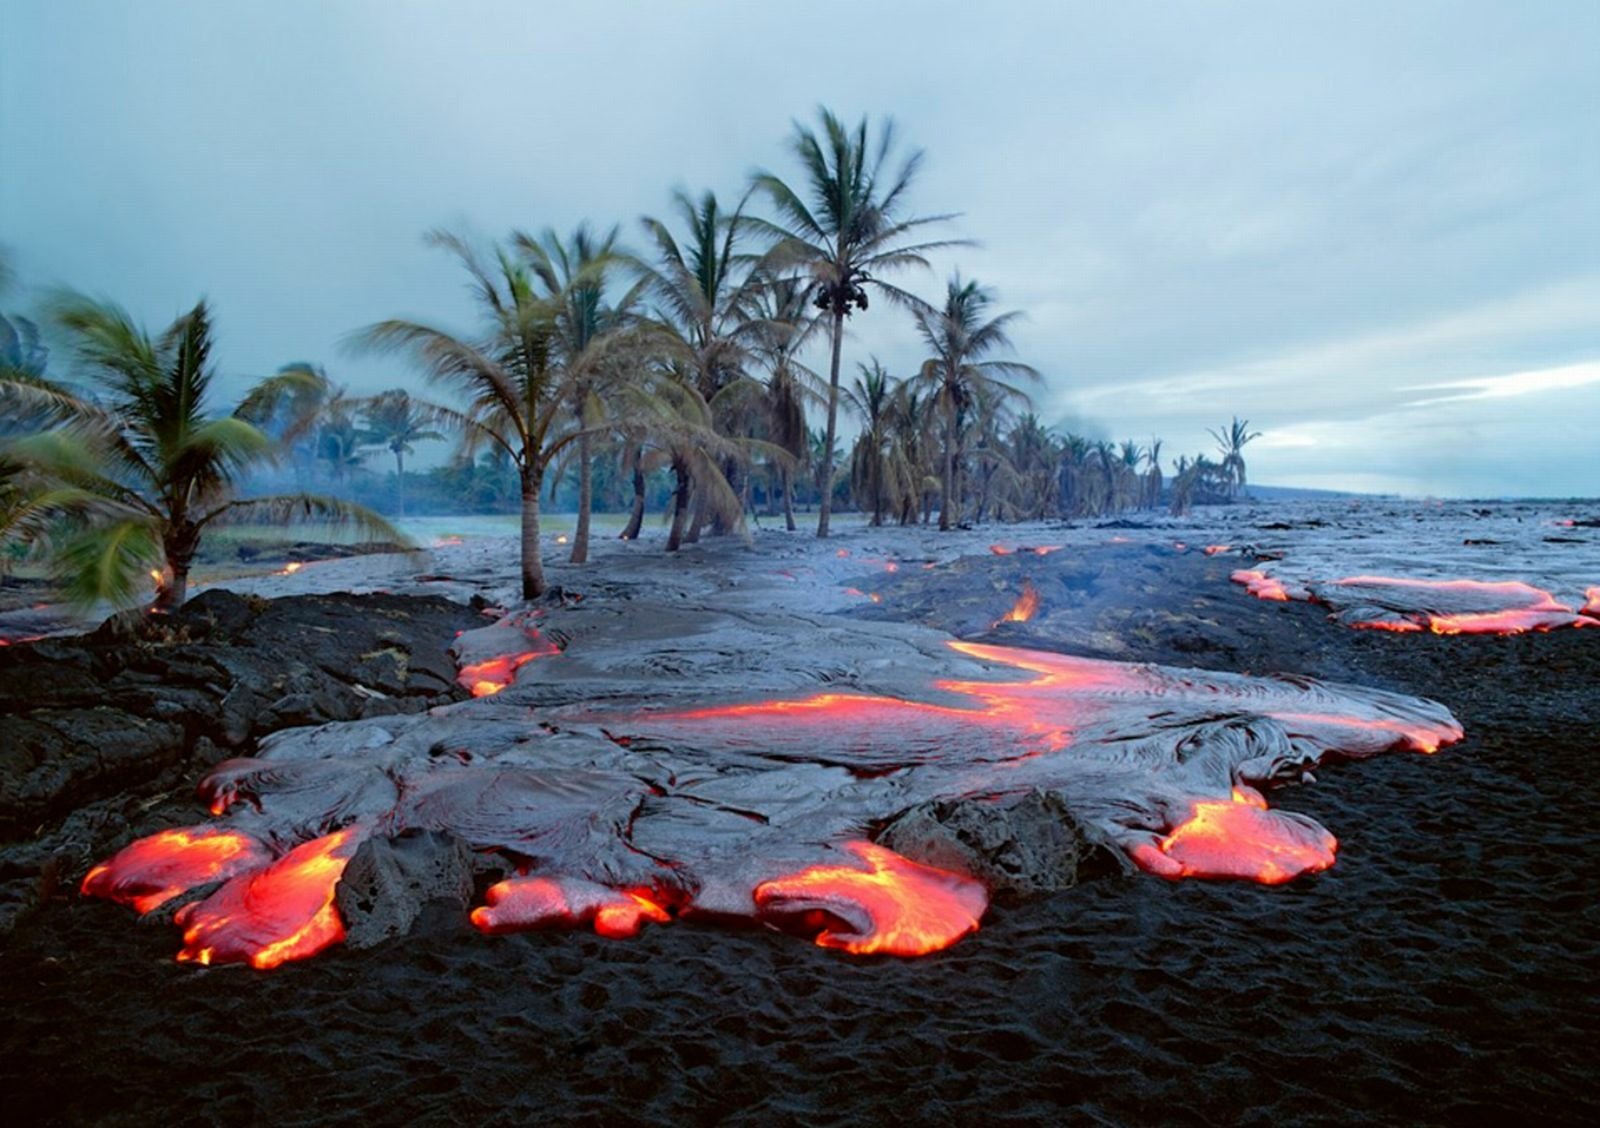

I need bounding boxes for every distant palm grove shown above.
[0,109,1259,603]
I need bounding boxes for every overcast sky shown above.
[3,1,1596,497]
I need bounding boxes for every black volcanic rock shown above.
[335,830,476,949]
[0,591,479,843]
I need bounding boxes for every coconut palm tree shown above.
[912,275,1038,530]
[1207,416,1262,500]
[1143,438,1164,509]
[354,231,597,599]
[516,223,645,564]
[843,358,900,526]
[5,295,396,609]
[359,389,448,518]
[752,107,963,537]
[748,275,820,531]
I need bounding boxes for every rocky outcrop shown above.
[0,590,479,842]
[334,830,478,949]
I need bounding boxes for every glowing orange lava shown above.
[1331,576,1583,635]
[1584,587,1600,617]
[471,875,671,938]
[990,544,1014,556]
[457,638,560,696]
[174,827,362,969]
[1232,569,1291,601]
[80,827,271,915]
[1033,545,1064,556]
[433,534,465,547]
[998,579,1040,624]
[753,840,986,956]
[1132,789,1337,884]
[1204,545,1232,556]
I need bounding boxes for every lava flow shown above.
[174,827,364,969]
[1232,569,1293,601]
[472,875,671,939]
[80,827,271,914]
[458,646,558,696]
[997,579,1040,624]
[453,610,562,696]
[1131,787,1338,884]
[753,841,987,956]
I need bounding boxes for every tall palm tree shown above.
[516,224,639,564]
[748,275,820,531]
[354,231,595,599]
[912,275,1038,530]
[359,389,448,518]
[634,189,774,541]
[1207,416,1262,500]
[752,107,963,537]
[843,358,899,526]
[1143,438,1164,509]
[6,295,395,609]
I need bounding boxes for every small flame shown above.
[280,562,303,575]
[998,580,1040,624]
[556,534,569,545]
[989,545,1013,556]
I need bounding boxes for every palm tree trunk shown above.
[782,466,797,532]
[621,453,645,541]
[816,310,844,538]
[394,448,406,519]
[665,459,690,552]
[570,431,591,564]
[520,463,545,599]
[685,482,705,545]
[939,399,956,531]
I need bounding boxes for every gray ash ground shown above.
[2,540,1598,1126]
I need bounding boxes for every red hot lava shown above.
[80,827,271,914]
[997,580,1040,624]
[458,644,559,697]
[472,875,671,939]
[174,827,364,969]
[753,841,987,956]
[1132,787,1337,884]
[1329,575,1588,635]
[1232,569,1293,601]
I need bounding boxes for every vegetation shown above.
[0,111,1269,612]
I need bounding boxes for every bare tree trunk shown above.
[782,467,797,532]
[816,311,844,538]
[570,431,591,564]
[520,463,545,599]
[665,460,690,552]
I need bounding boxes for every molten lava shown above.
[1232,569,1293,601]
[459,647,558,696]
[471,875,671,938]
[1585,587,1600,617]
[998,579,1040,624]
[1132,788,1337,884]
[1204,545,1232,556]
[753,841,987,956]
[174,827,363,969]
[80,827,271,914]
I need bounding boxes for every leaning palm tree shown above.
[359,389,448,518]
[354,231,594,599]
[1207,416,1263,500]
[912,275,1038,530]
[752,107,963,537]
[5,295,397,609]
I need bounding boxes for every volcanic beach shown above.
[2,499,1597,1125]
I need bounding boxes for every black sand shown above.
[2,548,1596,1126]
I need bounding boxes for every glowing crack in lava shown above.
[79,827,271,914]
[997,579,1040,624]
[472,875,671,939]
[452,610,561,696]
[1235,570,1598,634]
[753,841,987,956]
[174,828,364,969]
[83,616,1465,968]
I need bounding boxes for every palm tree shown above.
[354,231,596,599]
[359,389,448,518]
[843,358,900,526]
[6,295,396,609]
[634,189,770,541]
[516,224,640,564]
[912,275,1038,530]
[748,275,820,531]
[752,107,963,537]
[1143,438,1164,509]
[1207,416,1263,500]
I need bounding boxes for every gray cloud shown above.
[2,1,1595,495]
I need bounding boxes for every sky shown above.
[2,1,1597,498]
